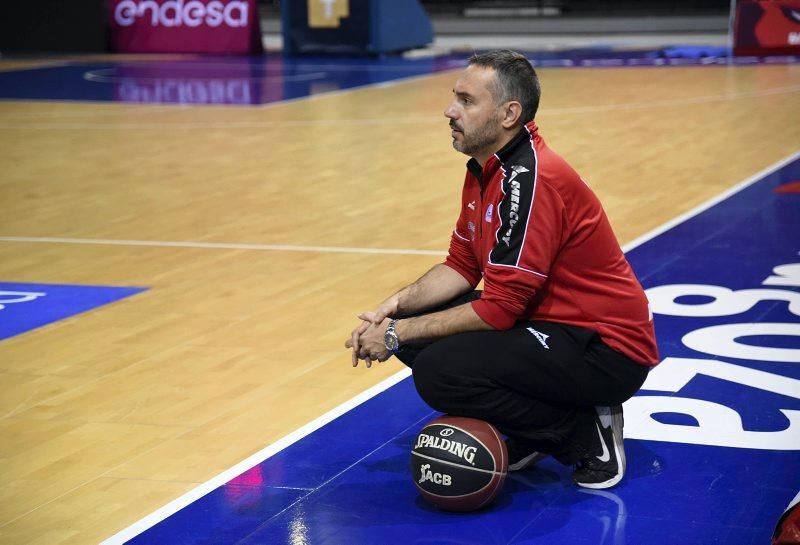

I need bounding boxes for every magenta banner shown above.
[733,0,800,56]
[108,0,262,54]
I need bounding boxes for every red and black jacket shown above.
[444,121,659,366]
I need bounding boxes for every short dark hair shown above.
[468,50,541,123]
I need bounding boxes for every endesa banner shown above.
[733,0,800,56]
[108,0,262,54]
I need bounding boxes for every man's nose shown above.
[444,102,458,119]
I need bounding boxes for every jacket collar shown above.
[465,121,538,181]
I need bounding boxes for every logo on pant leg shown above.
[526,327,550,349]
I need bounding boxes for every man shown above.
[345,50,658,489]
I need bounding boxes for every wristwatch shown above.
[384,319,400,353]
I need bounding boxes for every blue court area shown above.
[116,155,799,543]
[2,49,798,106]
[0,54,464,106]
[0,282,146,340]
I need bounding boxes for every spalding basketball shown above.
[410,415,508,512]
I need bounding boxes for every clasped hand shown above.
[345,308,394,368]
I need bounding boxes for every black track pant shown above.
[395,291,649,464]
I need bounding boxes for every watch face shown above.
[384,331,399,351]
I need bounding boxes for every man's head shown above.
[444,50,540,164]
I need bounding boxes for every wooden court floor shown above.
[1,59,799,544]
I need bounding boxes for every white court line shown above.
[83,68,329,84]
[99,368,412,545]
[0,63,464,117]
[4,150,799,256]
[623,150,800,252]
[99,149,800,544]
[2,83,798,129]
[0,236,447,257]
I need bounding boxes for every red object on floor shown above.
[774,181,800,194]
[774,503,800,544]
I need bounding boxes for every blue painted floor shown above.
[0,282,146,340]
[0,54,464,106]
[123,156,800,543]
[5,50,797,544]
[1,48,797,106]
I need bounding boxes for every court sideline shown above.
[0,55,799,543]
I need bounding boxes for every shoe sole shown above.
[508,451,547,472]
[575,405,626,490]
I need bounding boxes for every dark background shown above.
[0,1,732,54]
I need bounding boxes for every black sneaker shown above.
[506,438,547,472]
[572,405,626,489]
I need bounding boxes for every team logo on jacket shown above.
[467,221,476,241]
[484,203,493,222]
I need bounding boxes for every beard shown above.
[451,115,501,157]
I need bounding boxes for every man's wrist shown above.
[393,318,415,347]
[384,319,401,353]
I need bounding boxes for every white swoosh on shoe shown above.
[596,422,610,462]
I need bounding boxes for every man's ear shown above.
[501,101,523,129]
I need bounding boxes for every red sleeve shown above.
[444,215,482,289]
[472,178,565,329]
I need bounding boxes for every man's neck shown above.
[472,151,493,168]
[472,127,522,167]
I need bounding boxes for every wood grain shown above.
[1,60,798,544]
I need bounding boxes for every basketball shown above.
[410,415,508,512]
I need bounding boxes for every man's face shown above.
[444,65,503,159]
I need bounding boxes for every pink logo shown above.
[114,0,249,28]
